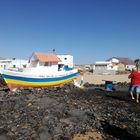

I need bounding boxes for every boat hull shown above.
[1,70,78,91]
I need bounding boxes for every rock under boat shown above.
[1,52,78,91]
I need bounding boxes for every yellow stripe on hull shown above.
[4,76,76,87]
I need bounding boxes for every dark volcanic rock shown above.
[0,84,140,140]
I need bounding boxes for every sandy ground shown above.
[76,72,130,85]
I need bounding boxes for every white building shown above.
[0,59,11,73]
[94,57,135,74]
[125,65,136,71]
[95,61,118,70]
[94,61,117,75]
[107,57,135,71]
[25,52,61,74]
[110,58,119,63]
[10,58,29,69]
[0,58,28,73]
[0,53,75,73]
[57,55,74,70]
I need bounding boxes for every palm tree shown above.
[134,59,140,71]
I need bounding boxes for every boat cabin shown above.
[27,52,61,74]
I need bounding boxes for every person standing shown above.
[79,72,84,87]
[128,68,140,103]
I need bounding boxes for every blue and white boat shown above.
[1,52,78,91]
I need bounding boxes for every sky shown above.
[0,0,140,64]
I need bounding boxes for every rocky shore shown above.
[0,83,140,140]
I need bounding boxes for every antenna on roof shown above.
[52,48,56,54]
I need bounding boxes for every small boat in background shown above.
[1,52,78,91]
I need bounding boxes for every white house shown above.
[94,61,117,75]
[125,65,136,71]
[0,53,75,74]
[57,54,74,70]
[94,57,135,74]
[107,57,135,71]
[0,58,28,73]
[95,61,118,70]
[110,58,119,63]
[25,52,61,74]
[0,59,11,73]
[10,58,29,69]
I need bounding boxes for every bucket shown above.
[105,81,113,90]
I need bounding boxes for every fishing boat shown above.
[1,52,78,91]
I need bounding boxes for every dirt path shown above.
[76,73,130,85]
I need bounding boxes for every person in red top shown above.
[128,68,140,103]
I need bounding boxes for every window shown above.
[44,62,49,66]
